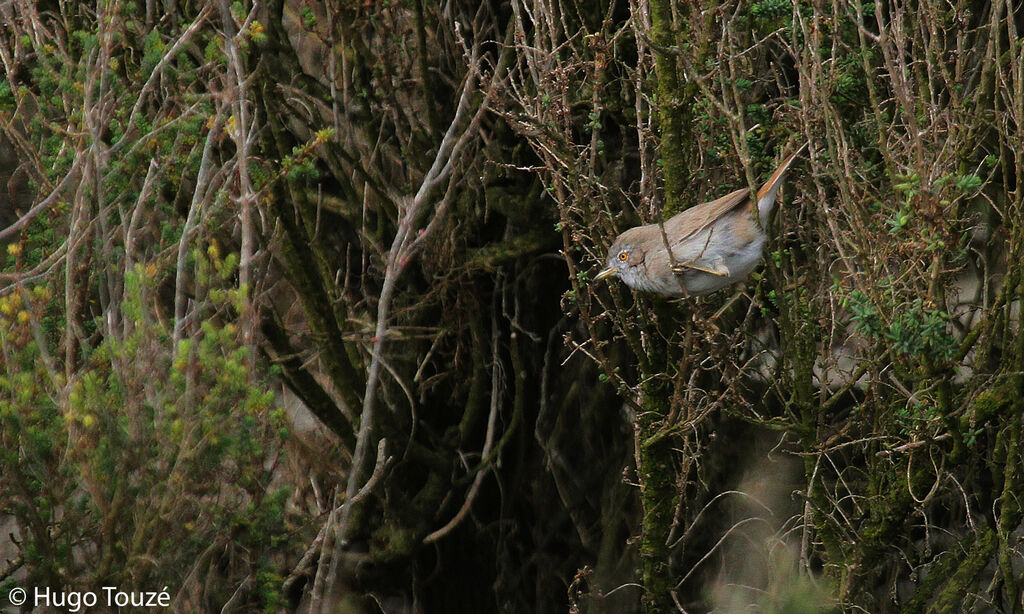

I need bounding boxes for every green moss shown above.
[636,378,677,614]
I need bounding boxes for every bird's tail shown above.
[756,141,808,222]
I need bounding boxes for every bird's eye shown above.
[617,251,628,262]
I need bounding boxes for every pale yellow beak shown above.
[593,266,616,282]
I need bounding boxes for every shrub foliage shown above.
[0,1,1022,613]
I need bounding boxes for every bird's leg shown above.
[670,228,731,278]
[671,259,731,278]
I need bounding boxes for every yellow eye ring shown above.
[618,252,628,262]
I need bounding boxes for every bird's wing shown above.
[664,187,751,243]
[666,142,809,242]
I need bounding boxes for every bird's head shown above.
[594,228,649,289]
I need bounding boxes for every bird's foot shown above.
[671,258,731,278]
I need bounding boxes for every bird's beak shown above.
[593,266,616,282]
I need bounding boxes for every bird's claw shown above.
[671,260,731,278]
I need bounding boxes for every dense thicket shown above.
[1,1,1022,613]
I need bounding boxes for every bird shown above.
[594,143,807,297]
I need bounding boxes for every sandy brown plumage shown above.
[595,143,807,296]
